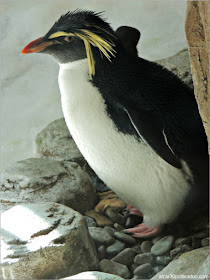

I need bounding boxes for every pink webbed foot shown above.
[124,223,162,238]
[124,204,162,238]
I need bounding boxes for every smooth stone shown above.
[134,253,154,265]
[156,255,172,266]
[132,244,142,254]
[152,236,162,244]
[130,263,139,272]
[174,237,191,247]
[85,216,97,227]
[141,241,153,253]
[1,203,99,280]
[104,226,118,238]
[98,245,106,260]
[99,259,130,279]
[106,240,126,257]
[170,244,192,259]
[61,271,125,280]
[114,223,125,231]
[95,198,126,213]
[191,229,209,239]
[105,208,125,225]
[89,227,115,246]
[201,237,209,247]
[85,210,113,227]
[151,235,175,256]
[114,231,136,245]
[152,265,165,274]
[133,263,152,275]
[111,248,136,266]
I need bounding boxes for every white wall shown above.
[0,0,187,171]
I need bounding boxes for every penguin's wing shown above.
[123,107,182,169]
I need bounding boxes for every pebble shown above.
[114,223,125,231]
[85,210,113,227]
[152,265,165,274]
[105,208,125,225]
[104,226,117,237]
[170,244,192,259]
[99,259,131,279]
[134,253,154,265]
[156,255,171,266]
[151,235,174,256]
[174,237,191,247]
[133,263,152,275]
[95,198,126,213]
[191,237,201,249]
[98,190,118,200]
[191,229,209,239]
[106,240,126,257]
[130,263,139,271]
[114,231,137,245]
[89,227,115,246]
[111,248,136,266]
[132,244,142,254]
[97,245,106,260]
[152,236,162,244]
[201,237,209,247]
[84,216,97,227]
[141,240,153,253]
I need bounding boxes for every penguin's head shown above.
[21,10,118,79]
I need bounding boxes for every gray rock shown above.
[1,203,98,279]
[156,255,172,266]
[152,265,165,274]
[133,263,152,275]
[174,237,191,247]
[192,237,202,249]
[89,227,115,246]
[191,229,209,239]
[132,244,142,254]
[152,247,210,279]
[104,226,118,237]
[85,216,97,227]
[0,158,97,214]
[141,240,153,253]
[99,259,130,279]
[156,49,193,89]
[134,253,154,265]
[151,235,175,256]
[98,245,106,260]
[130,263,139,272]
[170,244,192,259]
[105,208,125,225]
[111,248,136,266]
[34,118,84,163]
[201,237,209,247]
[113,231,136,245]
[61,271,125,280]
[106,240,126,257]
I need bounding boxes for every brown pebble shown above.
[98,190,119,200]
[114,223,125,231]
[95,198,126,213]
[85,210,113,227]
[201,237,209,247]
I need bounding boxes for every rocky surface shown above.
[185,1,209,146]
[0,158,97,214]
[1,203,99,279]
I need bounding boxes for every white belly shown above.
[58,59,191,227]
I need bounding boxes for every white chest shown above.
[58,59,191,227]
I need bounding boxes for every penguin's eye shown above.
[64,36,73,43]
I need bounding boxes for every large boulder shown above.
[35,118,84,164]
[185,1,209,147]
[1,203,99,279]
[152,246,209,279]
[0,158,97,214]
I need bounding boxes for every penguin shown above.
[21,10,209,237]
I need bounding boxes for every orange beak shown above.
[21,37,54,54]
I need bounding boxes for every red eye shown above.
[64,36,73,42]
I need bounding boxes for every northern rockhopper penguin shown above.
[21,10,209,238]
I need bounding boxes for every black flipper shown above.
[124,107,182,169]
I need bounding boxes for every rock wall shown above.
[185,1,209,147]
